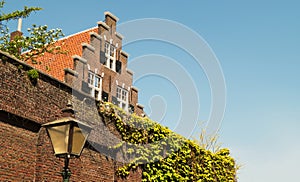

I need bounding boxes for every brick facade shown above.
[0,11,146,181]
[0,52,141,181]
[35,11,144,115]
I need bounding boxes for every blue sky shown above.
[3,0,300,181]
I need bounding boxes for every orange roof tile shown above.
[30,27,98,81]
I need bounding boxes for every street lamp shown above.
[42,117,92,182]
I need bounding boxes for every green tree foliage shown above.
[0,0,65,63]
[0,1,41,22]
[99,102,238,181]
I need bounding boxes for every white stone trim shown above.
[105,57,110,68]
[64,68,78,77]
[136,103,144,108]
[126,68,134,75]
[98,76,103,101]
[120,50,129,58]
[72,55,87,64]
[90,32,102,40]
[82,43,95,52]
[115,32,124,40]
[97,21,110,30]
[104,11,119,22]
[131,86,139,91]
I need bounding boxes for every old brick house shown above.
[34,11,144,116]
[0,12,144,181]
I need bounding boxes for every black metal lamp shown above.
[43,117,92,182]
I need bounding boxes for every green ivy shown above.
[27,69,39,80]
[99,102,237,181]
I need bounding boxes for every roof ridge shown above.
[21,26,98,55]
[59,26,98,41]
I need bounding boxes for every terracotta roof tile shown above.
[29,27,98,81]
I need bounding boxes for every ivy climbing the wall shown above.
[99,102,237,182]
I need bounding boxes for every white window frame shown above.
[116,86,128,111]
[88,71,102,101]
[105,42,110,55]
[104,41,116,71]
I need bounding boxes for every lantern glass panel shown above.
[71,125,89,156]
[47,123,71,156]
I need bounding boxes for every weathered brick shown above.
[0,11,144,181]
[0,52,141,181]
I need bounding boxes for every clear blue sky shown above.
[3,0,300,181]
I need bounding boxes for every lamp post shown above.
[42,117,92,182]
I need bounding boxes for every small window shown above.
[116,86,128,111]
[116,87,122,99]
[116,60,122,74]
[104,42,117,72]
[112,96,119,106]
[116,87,128,102]
[110,45,115,57]
[109,58,113,69]
[102,91,108,102]
[122,90,127,101]
[95,75,101,88]
[87,71,102,100]
[88,72,94,85]
[105,42,110,55]
[100,51,106,65]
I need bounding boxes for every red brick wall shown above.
[0,52,141,181]
[0,121,36,181]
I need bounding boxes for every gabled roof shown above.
[32,27,98,81]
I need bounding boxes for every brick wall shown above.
[0,52,141,181]
[0,120,37,181]
[63,13,144,116]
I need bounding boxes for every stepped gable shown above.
[32,27,98,81]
